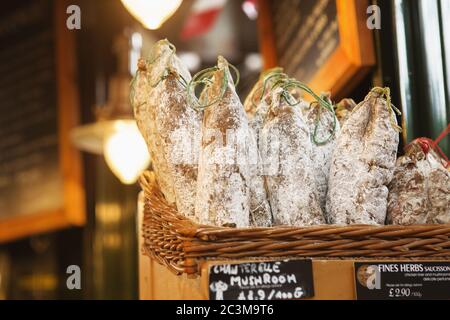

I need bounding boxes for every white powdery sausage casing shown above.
[132,59,175,203]
[301,103,340,219]
[131,40,201,219]
[247,127,272,227]
[195,57,251,227]
[245,78,274,227]
[327,89,399,225]
[387,141,450,225]
[260,88,326,226]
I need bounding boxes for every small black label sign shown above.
[208,259,314,300]
[355,262,450,300]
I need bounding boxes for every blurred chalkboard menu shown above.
[0,0,64,220]
[270,0,340,82]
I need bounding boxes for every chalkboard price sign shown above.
[209,259,314,300]
[355,262,450,300]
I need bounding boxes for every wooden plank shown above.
[257,0,278,69]
[54,0,85,226]
[0,209,70,243]
[148,260,206,300]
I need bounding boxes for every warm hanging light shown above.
[121,0,183,30]
[103,121,150,185]
[71,119,151,185]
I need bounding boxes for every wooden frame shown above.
[0,0,85,243]
[258,0,375,99]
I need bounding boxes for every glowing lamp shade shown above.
[103,121,150,185]
[121,0,183,30]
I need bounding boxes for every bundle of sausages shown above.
[132,39,450,228]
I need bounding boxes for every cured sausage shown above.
[244,69,287,227]
[193,56,251,227]
[243,67,284,118]
[302,95,340,218]
[327,87,400,225]
[131,39,201,219]
[387,138,450,224]
[260,83,325,226]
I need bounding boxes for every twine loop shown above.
[187,62,240,111]
[269,77,337,145]
[250,67,286,109]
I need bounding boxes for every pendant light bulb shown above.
[121,0,183,30]
[103,121,150,184]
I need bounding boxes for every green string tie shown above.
[251,69,288,109]
[270,78,337,145]
[187,62,240,111]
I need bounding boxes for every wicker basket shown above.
[140,171,450,276]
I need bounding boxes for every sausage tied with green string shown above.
[130,39,201,219]
[192,56,253,227]
[260,82,327,226]
[300,92,340,219]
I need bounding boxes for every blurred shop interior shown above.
[0,0,449,299]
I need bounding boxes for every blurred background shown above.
[0,0,448,299]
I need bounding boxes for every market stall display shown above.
[135,40,450,299]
